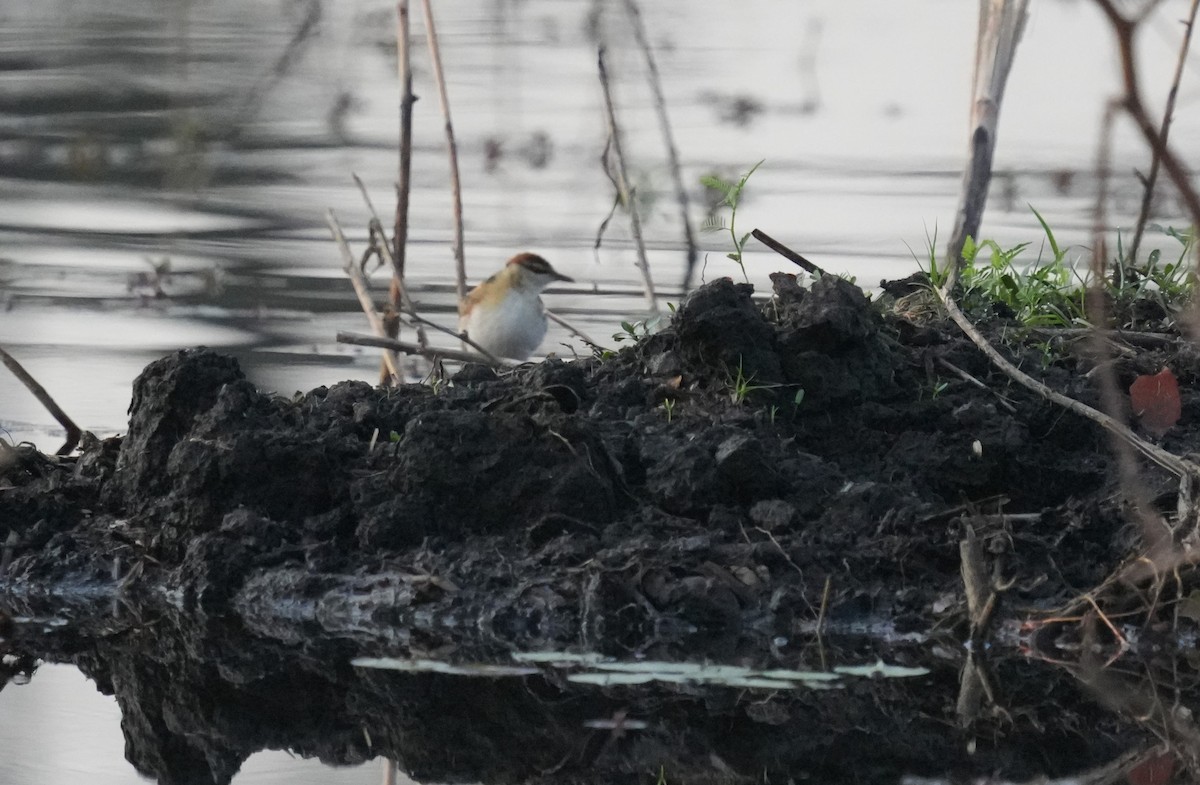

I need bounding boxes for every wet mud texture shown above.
[3,275,1196,783]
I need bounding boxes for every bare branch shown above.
[1128,0,1200,262]
[327,209,401,383]
[621,0,697,291]
[337,331,512,369]
[597,46,658,314]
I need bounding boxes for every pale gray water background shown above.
[3,0,1200,781]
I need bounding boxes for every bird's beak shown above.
[554,270,574,283]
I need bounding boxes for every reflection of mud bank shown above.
[1,275,1186,782]
[0,603,1142,785]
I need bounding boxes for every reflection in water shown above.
[0,601,1187,785]
[0,664,384,785]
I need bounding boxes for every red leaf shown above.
[1127,750,1174,785]
[1130,368,1181,438]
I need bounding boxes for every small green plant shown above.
[910,211,1194,333]
[957,207,1087,327]
[1033,339,1057,370]
[701,160,764,282]
[910,224,951,289]
[662,397,676,422]
[612,313,666,344]
[919,378,949,401]
[913,206,1087,327]
[1108,224,1195,328]
[727,359,768,405]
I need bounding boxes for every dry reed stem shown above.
[394,1,415,277]
[327,210,401,383]
[418,0,467,300]
[946,0,1030,270]
[0,347,81,455]
[1128,0,1200,263]
[338,330,511,368]
[621,0,697,291]
[597,47,658,314]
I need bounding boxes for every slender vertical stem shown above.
[946,0,1029,272]
[598,47,658,314]
[394,1,414,278]
[328,211,401,384]
[418,0,467,301]
[1127,0,1200,263]
[621,0,697,291]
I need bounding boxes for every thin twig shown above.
[815,575,832,635]
[751,229,828,277]
[621,0,697,292]
[353,173,429,350]
[597,46,657,314]
[1029,327,1181,349]
[936,357,1018,414]
[327,210,401,383]
[1093,0,1200,229]
[226,0,321,142]
[1128,0,1200,263]
[418,0,467,300]
[337,331,512,368]
[545,309,606,353]
[399,306,504,365]
[1091,92,1166,547]
[934,275,1196,480]
[0,346,81,455]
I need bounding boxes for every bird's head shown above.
[506,253,573,290]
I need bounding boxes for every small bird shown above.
[458,252,573,361]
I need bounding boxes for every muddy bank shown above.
[1,274,1194,782]
[1,277,1138,611]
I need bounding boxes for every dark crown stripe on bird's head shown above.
[507,252,552,274]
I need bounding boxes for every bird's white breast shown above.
[462,288,548,360]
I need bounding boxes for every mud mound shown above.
[0,275,1162,635]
